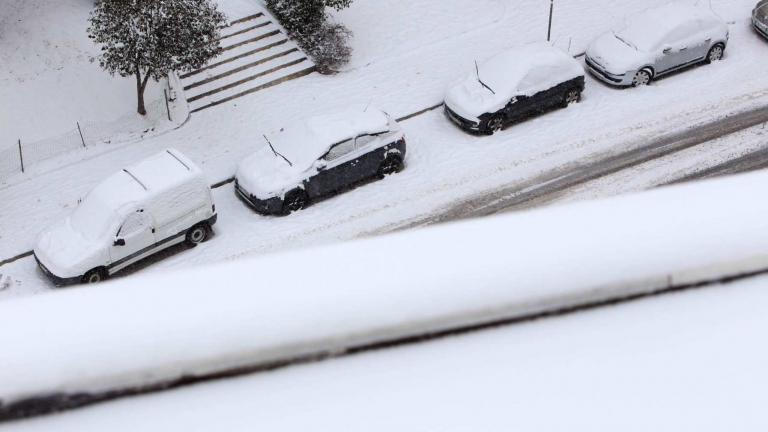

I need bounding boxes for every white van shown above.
[34,149,217,285]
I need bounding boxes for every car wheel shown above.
[485,115,504,135]
[185,223,210,246]
[563,88,581,107]
[631,69,652,87]
[377,155,404,179]
[82,268,106,284]
[706,44,725,64]
[282,189,309,215]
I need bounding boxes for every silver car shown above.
[754,0,768,39]
[586,3,729,87]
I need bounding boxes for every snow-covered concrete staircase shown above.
[181,12,315,113]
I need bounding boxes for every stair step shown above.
[187,52,308,102]
[184,47,300,91]
[181,34,291,80]
[229,12,263,26]
[222,28,282,53]
[190,63,316,113]
[219,19,271,41]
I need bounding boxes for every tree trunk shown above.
[135,70,147,116]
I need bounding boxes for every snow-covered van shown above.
[34,149,217,285]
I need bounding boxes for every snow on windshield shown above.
[616,3,698,52]
[69,192,118,242]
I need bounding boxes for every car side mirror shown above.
[114,238,126,247]
[662,46,672,54]
[315,160,327,171]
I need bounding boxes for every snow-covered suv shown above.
[235,108,406,215]
[34,149,217,285]
[586,2,728,87]
[444,43,585,135]
[754,0,768,39]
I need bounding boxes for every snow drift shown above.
[3,169,768,418]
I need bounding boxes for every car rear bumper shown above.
[235,181,284,215]
[34,254,81,286]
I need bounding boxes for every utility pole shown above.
[547,0,554,42]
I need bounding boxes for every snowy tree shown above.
[266,0,353,73]
[87,0,227,115]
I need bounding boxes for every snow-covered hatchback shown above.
[754,0,768,39]
[444,44,585,135]
[34,149,217,285]
[586,2,728,87]
[235,108,406,215]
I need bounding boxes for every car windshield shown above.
[69,193,118,242]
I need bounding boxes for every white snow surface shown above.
[445,44,584,119]
[7,273,768,431]
[3,170,768,406]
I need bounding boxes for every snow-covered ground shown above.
[6,268,768,430]
[1,0,767,299]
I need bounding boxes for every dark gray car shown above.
[754,0,768,39]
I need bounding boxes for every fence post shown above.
[18,139,24,173]
[164,89,172,122]
[547,0,554,42]
[77,121,86,148]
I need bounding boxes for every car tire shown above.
[82,268,106,284]
[377,155,404,179]
[563,88,581,107]
[484,115,504,135]
[282,189,309,215]
[705,43,725,64]
[631,69,652,87]
[185,223,210,246]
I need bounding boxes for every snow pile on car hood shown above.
[444,43,583,120]
[236,108,390,198]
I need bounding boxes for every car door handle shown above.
[705,38,712,42]
[679,46,688,51]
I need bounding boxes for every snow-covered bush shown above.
[87,0,227,115]
[266,0,354,73]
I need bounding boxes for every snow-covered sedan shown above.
[34,149,217,285]
[754,0,768,39]
[235,108,406,215]
[444,44,585,135]
[586,2,729,87]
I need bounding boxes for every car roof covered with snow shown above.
[617,2,725,52]
[445,43,584,120]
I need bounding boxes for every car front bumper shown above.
[444,105,481,132]
[235,181,284,215]
[585,56,632,87]
[34,254,81,286]
[753,16,768,39]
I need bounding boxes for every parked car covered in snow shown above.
[34,149,217,285]
[443,44,585,135]
[235,108,406,215]
[586,2,729,87]
[754,0,768,39]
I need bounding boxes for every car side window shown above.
[355,134,378,150]
[117,211,148,238]
[325,139,355,162]
[518,66,554,94]
[665,21,699,46]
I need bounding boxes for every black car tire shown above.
[484,115,505,135]
[631,68,653,87]
[82,268,107,284]
[563,88,581,107]
[282,189,309,215]
[377,155,404,179]
[185,223,210,246]
[705,43,725,64]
